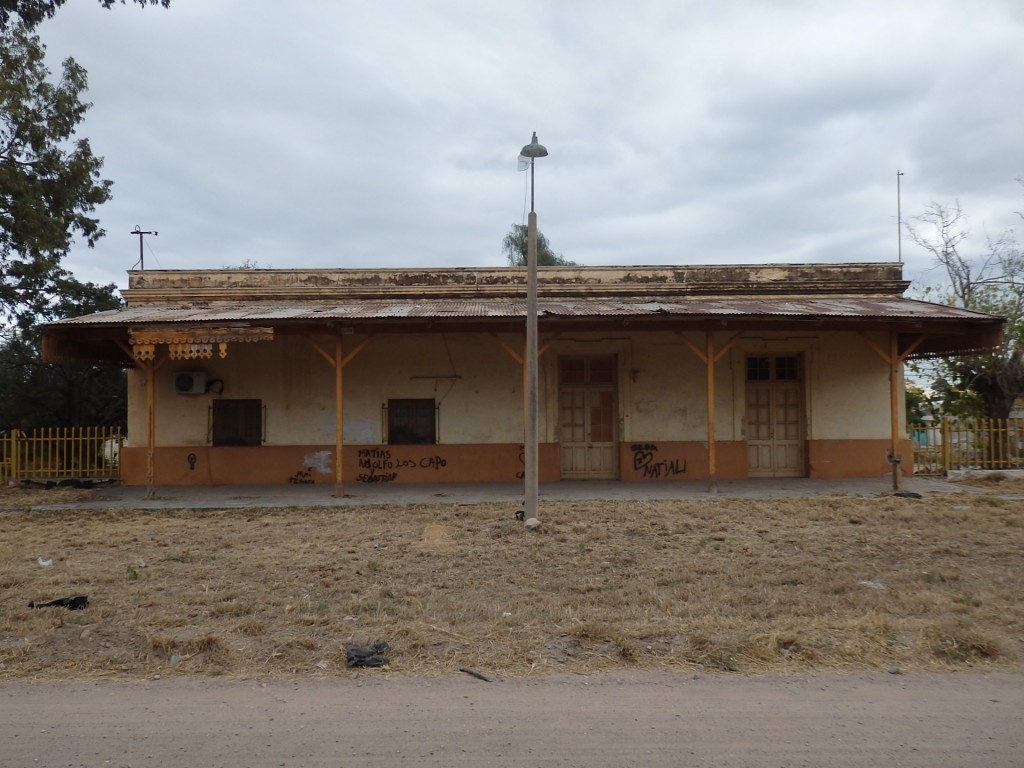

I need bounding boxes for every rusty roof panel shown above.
[45,295,999,327]
[541,296,999,320]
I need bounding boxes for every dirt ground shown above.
[2,671,1022,767]
[2,482,1022,766]
[2,485,1021,679]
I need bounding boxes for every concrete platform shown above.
[23,475,966,511]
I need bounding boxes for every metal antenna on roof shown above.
[896,171,904,264]
[131,225,158,270]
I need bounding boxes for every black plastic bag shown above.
[346,641,390,667]
[28,595,89,610]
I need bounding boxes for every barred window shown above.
[211,399,263,446]
[386,399,436,444]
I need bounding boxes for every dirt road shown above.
[2,671,1021,767]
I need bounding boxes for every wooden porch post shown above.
[706,332,718,494]
[858,330,928,491]
[676,331,741,494]
[305,333,372,497]
[335,334,344,497]
[144,358,156,499]
[888,330,902,492]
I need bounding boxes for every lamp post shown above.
[520,132,547,526]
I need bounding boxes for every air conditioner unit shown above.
[174,372,207,395]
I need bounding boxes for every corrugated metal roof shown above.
[542,296,996,320]
[47,295,998,326]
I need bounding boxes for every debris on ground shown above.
[346,641,390,668]
[20,478,117,490]
[28,595,89,610]
[858,580,887,591]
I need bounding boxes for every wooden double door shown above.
[745,355,806,477]
[559,356,618,479]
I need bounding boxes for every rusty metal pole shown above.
[525,208,539,522]
[131,226,157,270]
[519,133,547,526]
[896,170,904,264]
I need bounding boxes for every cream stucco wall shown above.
[126,329,900,450]
[624,331,730,441]
[127,332,528,447]
[343,333,523,443]
[811,332,901,439]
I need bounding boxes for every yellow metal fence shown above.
[0,427,123,483]
[3,422,1018,482]
[912,417,1024,476]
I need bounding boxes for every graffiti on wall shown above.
[356,448,448,484]
[285,451,334,484]
[631,443,685,479]
[303,451,333,475]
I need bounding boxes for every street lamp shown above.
[519,132,547,527]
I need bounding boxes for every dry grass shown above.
[1,488,1022,680]
[0,484,100,506]
[951,472,1024,495]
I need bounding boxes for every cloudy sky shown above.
[39,0,1024,294]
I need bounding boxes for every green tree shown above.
[2,1,170,324]
[0,276,126,429]
[0,22,112,325]
[502,223,578,267]
[904,384,937,428]
[0,0,170,31]
[908,192,1024,419]
[0,0,167,429]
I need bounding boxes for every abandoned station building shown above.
[42,262,1003,490]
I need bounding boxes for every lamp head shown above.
[520,132,548,158]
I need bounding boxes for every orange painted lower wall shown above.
[120,444,561,486]
[619,441,748,481]
[119,438,914,485]
[808,439,914,478]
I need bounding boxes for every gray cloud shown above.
[37,0,1024,292]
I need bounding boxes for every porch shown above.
[14,475,965,511]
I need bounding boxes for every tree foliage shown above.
[502,223,577,267]
[904,384,936,428]
[0,0,167,428]
[0,0,169,31]
[908,189,1024,419]
[0,276,126,429]
[0,22,112,325]
[1,0,170,324]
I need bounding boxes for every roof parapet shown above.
[121,263,910,306]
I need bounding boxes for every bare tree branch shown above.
[908,193,1024,418]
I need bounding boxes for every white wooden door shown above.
[559,357,618,479]
[746,356,805,477]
